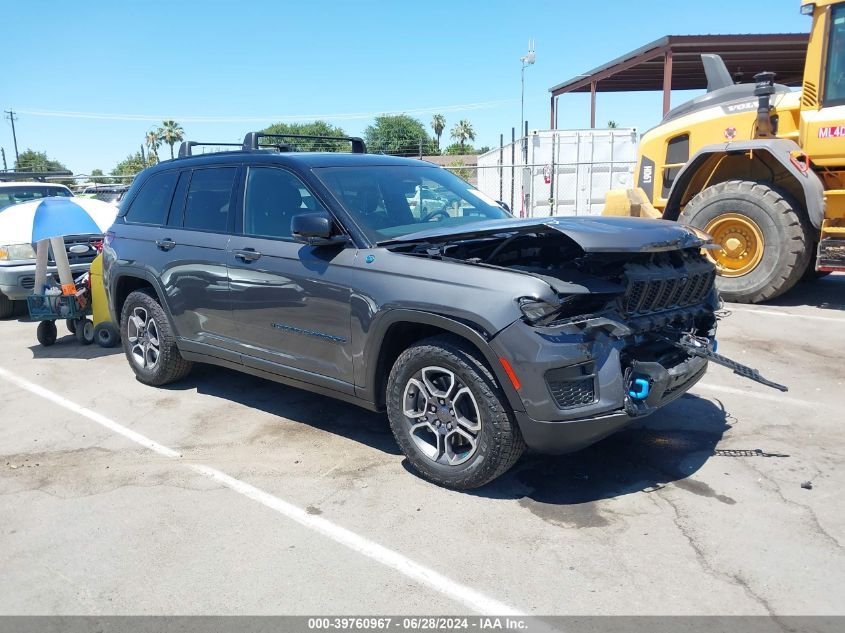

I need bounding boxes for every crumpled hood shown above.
[380,215,712,253]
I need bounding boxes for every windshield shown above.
[826,3,845,105]
[314,165,511,243]
[0,185,72,211]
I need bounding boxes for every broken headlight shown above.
[518,297,561,324]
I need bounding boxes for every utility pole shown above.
[520,40,535,163]
[4,110,19,163]
[1,147,6,171]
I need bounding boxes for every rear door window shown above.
[124,171,179,225]
[183,167,237,232]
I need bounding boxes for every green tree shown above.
[90,168,104,178]
[158,120,184,159]
[431,114,446,152]
[607,120,618,128]
[145,130,161,162]
[260,120,349,152]
[14,149,73,185]
[444,142,474,155]
[14,149,69,173]
[111,152,149,183]
[450,120,476,152]
[364,114,436,157]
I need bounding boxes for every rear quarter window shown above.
[124,171,179,225]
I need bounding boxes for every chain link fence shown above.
[467,129,638,218]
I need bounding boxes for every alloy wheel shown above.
[402,366,482,466]
[127,306,161,370]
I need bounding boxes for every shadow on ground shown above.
[27,333,123,359]
[763,273,845,311]
[468,394,743,524]
[170,364,747,513]
[163,364,401,455]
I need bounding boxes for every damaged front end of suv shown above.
[383,216,782,454]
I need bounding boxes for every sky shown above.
[2,0,804,175]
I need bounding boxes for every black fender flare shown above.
[107,265,176,332]
[664,139,825,229]
[359,308,524,413]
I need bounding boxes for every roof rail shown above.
[241,132,367,154]
[178,141,242,158]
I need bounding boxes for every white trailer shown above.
[476,128,638,217]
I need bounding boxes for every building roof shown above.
[549,33,809,96]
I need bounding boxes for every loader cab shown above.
[799,0,845,166]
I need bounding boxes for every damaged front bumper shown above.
[491,316,712,454]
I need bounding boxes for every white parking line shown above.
[0,366,523,617]
[725,305,845,323]
[696,382,815,408]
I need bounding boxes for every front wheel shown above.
[681,180,812,303]
[120,289,192,386]
[386,335,524,489]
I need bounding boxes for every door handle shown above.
[234,248,262,262]
[155,238,176,251]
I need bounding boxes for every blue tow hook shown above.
[628,378,650,400]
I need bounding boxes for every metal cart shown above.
[27,290,95,346]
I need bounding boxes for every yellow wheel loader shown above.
[605,0,845,303]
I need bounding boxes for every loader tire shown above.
[681,180,812,304]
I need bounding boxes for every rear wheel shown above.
[120,289,192,386]
[681,180,812,303]
[386,335,524,489]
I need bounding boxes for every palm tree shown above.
[607,120,619,128]
[450,119,476,152]
[431,114,446,151]
[145,130,161,163]
[158,120,185,159]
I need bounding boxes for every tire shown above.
[94,322,120,348]
[681,180,812,303]
[386,334,525,489]
[66,318,77,334]
[36,320,57,346]
[120,288,192,386]
[75,318,95,345]
[0,292,14,319]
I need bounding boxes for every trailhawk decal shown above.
[818,126,845,138]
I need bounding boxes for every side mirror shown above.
[497,200,511,213]
[291,212,347,246]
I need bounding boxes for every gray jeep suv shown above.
[103,132,757,489]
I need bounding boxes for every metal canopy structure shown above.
[549,33,809,128]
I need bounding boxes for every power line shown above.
[14,99,516,123]
[4,110,19,162]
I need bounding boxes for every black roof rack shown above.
[177,141,242,158]
[242,132,367,154]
